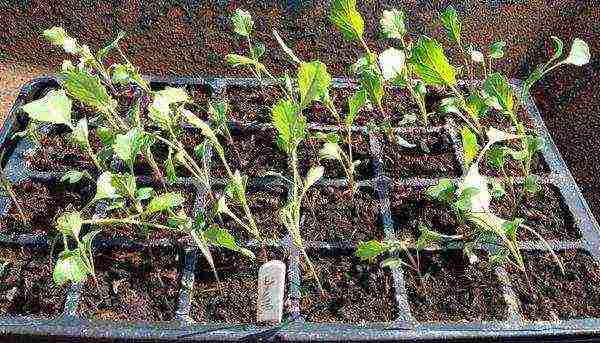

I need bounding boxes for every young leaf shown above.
[273,30,302,64]
[487,146,506,170]
[319,142,342,161]
[380,9,406,41]
[455,187,480,212]
[410,36,457,87]
[461,126,479,168]
[346,89,367,126]
[111,63,131,85]
[61,68,116,114]
[149,87,189,129]
[97,30,126,62]
[490,41,506,59]
[271,99,305,154]
[231,9,254,37]
[564,38,590,66]
[490,179,506,199]
[469,47,484,63]
[72,118,89,147]
[251,42,266,60]
[360,69,384,110]
[378,47,406,81]
[205,226,255,259]
[164,148,178,184]
[503,218,525,241]
[355,240,388,261]
[147,192,185,215]
[440,6,461,44]
[43,27,69,46]
[226,54,261,68]
[61,170,88,184]
[113,127,150,168]
[297,61,332,109]
[304,166,324,192]
[135,187,155,201]
[56,211,83,239]
[21,90,73,127]
[93,171,118,201]
[426,178,456,203]
[524,174,541,194]
[329,0,364,41]
[483,73,515,114]
[53,250,89,286]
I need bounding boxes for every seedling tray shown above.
[1,76,599,342]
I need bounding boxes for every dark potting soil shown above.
[190,248,284,323]
[390,183,466,242]
[78,248,180,322]
[382,130,462,179]
[508,250,600,321]
[98,185,196,242]
[214,185,287,242]
[24,130,102,173]
[300,253,397,323]
[490,184,580,241]
[225,85,283,123]
[304,88,356,126]
[302,186,384,242]
[0,180,92,235]
[404,250,507,322]
[0,246,67,318]
[298,130,373,180]
[211,128,287,179]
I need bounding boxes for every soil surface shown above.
[490,184,580,241]
[211,127,287,179]
[508,250,600,321]
[404,250,507,322]
[214,185,287,242]
[190,247,284,323]
[382,130,462,179]
[300,253,397,323]
[78,248,180,322]
[0,246,67,318]
[390,183,465,242]
[225,85,282,124]
[302,186,384,242]
[0,180,92,235]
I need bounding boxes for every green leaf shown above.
[440,6,461,44]
[147,192,185,215]
[360,69,384,110]
[111,173,137,198]
[61,170,88,184]
[426,178,456,203]
[439,97,461,115]
[297,61,332,109]
[113,127,149,168]
[231,8,254,37]
[378,47,406,81]
[21,89,73,127]
[455,187,479,212]
[205,226,255,259]
[466,93,489,118]
[164,148,178,184]
[380,9,406,40]
[111,63,131,85]
[347,89,367,126]
[93,171,118,202]
[503,218,525,241]
[483,73,515,114]
[487,146,506,170]
[525,135,544,155]
[56,211,83,238]
[273,30,302,64]
[489,179,506,199]
[72,118,89,147]
[80,230,100,256]
[549,36,565,63]
[97,126,114,145]
[524,174,541,194]
[135,187,155,201]
[271,99,305,154]
[355,240,388,261]
[149,87,189,129]
[319,142,342,161]
[225,54,260,67]
[380,258,407,269]
[461,126,479,168]
[251,42,266,60]
[60,68,116,114]
[53,250,89,286]
[410,36,457,87]
[564,38,590,66]
[490,41,506,59]
[43,27,68,46]
[329,0,364,41]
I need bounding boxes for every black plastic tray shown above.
[0,75,599,342]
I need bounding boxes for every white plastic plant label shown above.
[256,260,286,324]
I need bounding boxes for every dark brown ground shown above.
[78,248,180,321]
[404,250,507,322]
[190,247,284,323]
[300,253,397,323]
[382,130,462,179]
[0,180,91,235]
[302,186,384,242]
[226,85,282,123]
[0,246,67,318]
[508,250,600,321]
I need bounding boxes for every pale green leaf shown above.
[297,61,331,109]
[355,240,388,261]
[61,170,88,184]
[147,192,185,215]
[461,126,479,168]
[72,118,89,147]
[378,47,406,81]
[60,68,116,114]
[53,250,89,286]
[329,0,364,41]
[231,9,253,37]
[93,171,118,201]
[273,30,302,64]
[22,90,72,127]
[483,73,515,114]
[319,142,342,161]
[56,211,83,238]
[440,6,461,44]
[380,9,406,40]
[564,38,590,66]
[304,166,324,191]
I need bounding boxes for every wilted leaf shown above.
[93,171,118,201]
[304,166,324,191]
[319,142,342,161]
[489,179,506,199]
[273,30,302,64]
[378,47,406,81]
